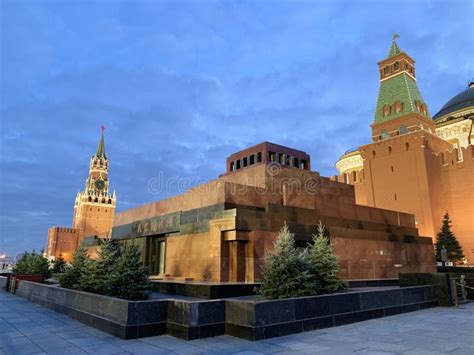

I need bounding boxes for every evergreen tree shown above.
[435,212,464,263]
[51,253,66,274]
[59,247,89,289]
[77,258,100,293]
[307,222,345,294]
[13,252,30,274]
[88,239,122,295]
[13,250,51,278]
[107,245,150,300]
[59,241,150,300]
[258,224,314,299]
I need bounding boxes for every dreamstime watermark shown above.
[146,163,324,197]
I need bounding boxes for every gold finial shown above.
[392,33,400,42]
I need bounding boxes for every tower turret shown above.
[372,35,435,141]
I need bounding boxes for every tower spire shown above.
[95,126,106,158]
[387,33,402,58]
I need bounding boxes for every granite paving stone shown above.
[40,346,88,355]
[118,342,172,354]
[1,290,473,354]
[67,336,108,347]
[80,342,129,354]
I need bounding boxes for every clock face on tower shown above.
[95,179,105,190]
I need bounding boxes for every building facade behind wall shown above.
[45,131,116,261]
[335,39,474,264]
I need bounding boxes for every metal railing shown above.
[451,275,473,306]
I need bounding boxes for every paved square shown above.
[1,291,473,354]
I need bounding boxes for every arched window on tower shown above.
[380,130,389,140]
[394,101,403,114]
[421,104,427,116]
[394,62,400,71]
[399,124,408,135]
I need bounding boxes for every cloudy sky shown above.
[1,0,473,256]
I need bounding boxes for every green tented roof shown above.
[373,73,430,124]
[387,41,402,58]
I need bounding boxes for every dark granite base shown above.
[14,280,225,341]
[225,300,438,341]
[225,286,438,341]
[29,293,167,339]
[167,322,225,340]
[152,281,260,299]
[347,279,399,288]
[13,280,438,342]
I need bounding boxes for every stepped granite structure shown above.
[112,141,436,282]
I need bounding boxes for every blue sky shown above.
[1,0,473,256]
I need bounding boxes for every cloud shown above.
[0,0,473,256]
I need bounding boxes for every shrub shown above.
[13,250,51,279]
[307,222,345,294]
[258,224,314,299]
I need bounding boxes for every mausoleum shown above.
[112,141,435,282]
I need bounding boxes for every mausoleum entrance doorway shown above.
[147,235,166,275]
